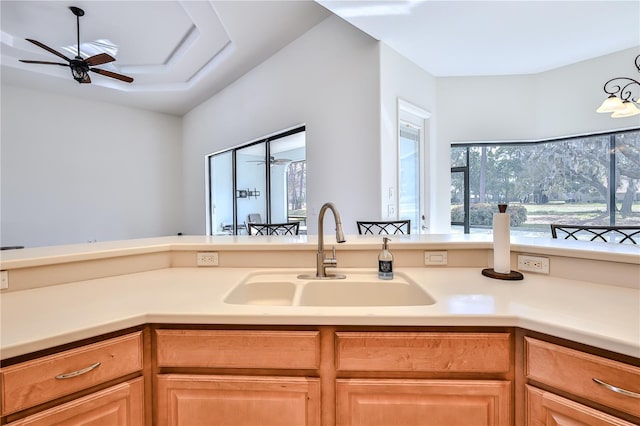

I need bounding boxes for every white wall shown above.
[379,45,438,231]
[182,16,380,235]
[434,47,640,232]
[0,85,183,248]
[534,47,640,138]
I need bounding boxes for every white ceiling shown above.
[318,0,640,76]
[0,1,330,116]
[2,1,639,116]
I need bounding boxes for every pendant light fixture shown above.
[596,55,640,118]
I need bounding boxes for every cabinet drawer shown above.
[335,332,511,373]
[0,332,143,416]
[6,378,144,426]
[525,337,640,418]
[526,385,636,426]
[156,329,320,369]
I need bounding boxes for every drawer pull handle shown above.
[592,378,640,398]
[55,362,101,380]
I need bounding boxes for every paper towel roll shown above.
[493,210,511,274]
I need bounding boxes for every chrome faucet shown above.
[298,202,346,279]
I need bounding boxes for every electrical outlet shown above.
[197,252,219,266]
[424,251,448,265]
[1,270,8,289]
[517,255,549,274]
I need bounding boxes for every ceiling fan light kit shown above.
[19,6,133,84]
[596,55,640,118]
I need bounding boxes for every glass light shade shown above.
[596,95,624,113]
[611,101,640,118]
[71,68,85,79]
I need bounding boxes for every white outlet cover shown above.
[517,255,549,274]
[197,252,219,266]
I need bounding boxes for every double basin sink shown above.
[223,270,436,307]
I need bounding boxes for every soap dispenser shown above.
[378,237,393,280]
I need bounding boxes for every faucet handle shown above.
[323,245,338,267]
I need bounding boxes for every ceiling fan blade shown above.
[90,68,134,83]
[19,60,68,66]
[84,53,115,66]
[25,38,71,62]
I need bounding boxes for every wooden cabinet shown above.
[524,337,640,425]
[337,379,510,426]
[0,331,146,425]
[155,329,321,426]
[526,385,636,426]
[7,378,144,426]
[334,331,513,426]
[157,375,320,426]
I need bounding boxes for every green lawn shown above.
[517,202,640,226]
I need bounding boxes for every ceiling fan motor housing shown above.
[70,59,90,82]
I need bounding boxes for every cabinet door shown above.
[526,386,636,426]
[7,377,144,426]
[336,379,510,426]
[157,374,320,426]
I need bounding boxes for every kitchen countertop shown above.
[1,266,638,360]
[2,234,638,269]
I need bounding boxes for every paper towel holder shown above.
[482,203,524,280]
[481,268,523,280]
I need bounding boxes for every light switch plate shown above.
[387,204,396,217]
[424,251,447,265]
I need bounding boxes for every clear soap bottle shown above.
[378,237,393,280]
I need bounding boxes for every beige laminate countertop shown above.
[2,234,639,269]
[1,266,638,360]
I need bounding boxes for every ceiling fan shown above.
[19,6,133,84]
[247,156,292,166]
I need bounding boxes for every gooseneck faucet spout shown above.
[298,202,346,280]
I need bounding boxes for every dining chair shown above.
[356,220,411,235]
[550,224,639,244]
[247,222,300,236]
[247,213,262,224]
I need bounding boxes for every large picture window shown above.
[206,126,306,235]
[450,129,640,238]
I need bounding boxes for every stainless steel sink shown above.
[223,271,435,307]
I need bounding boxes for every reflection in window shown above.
[616,131,640,224]
[287,160,307,232]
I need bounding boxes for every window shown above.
[399,123,421,233]
[450,129,640,238]
[398,99,429,234]
[206,126,306,235]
